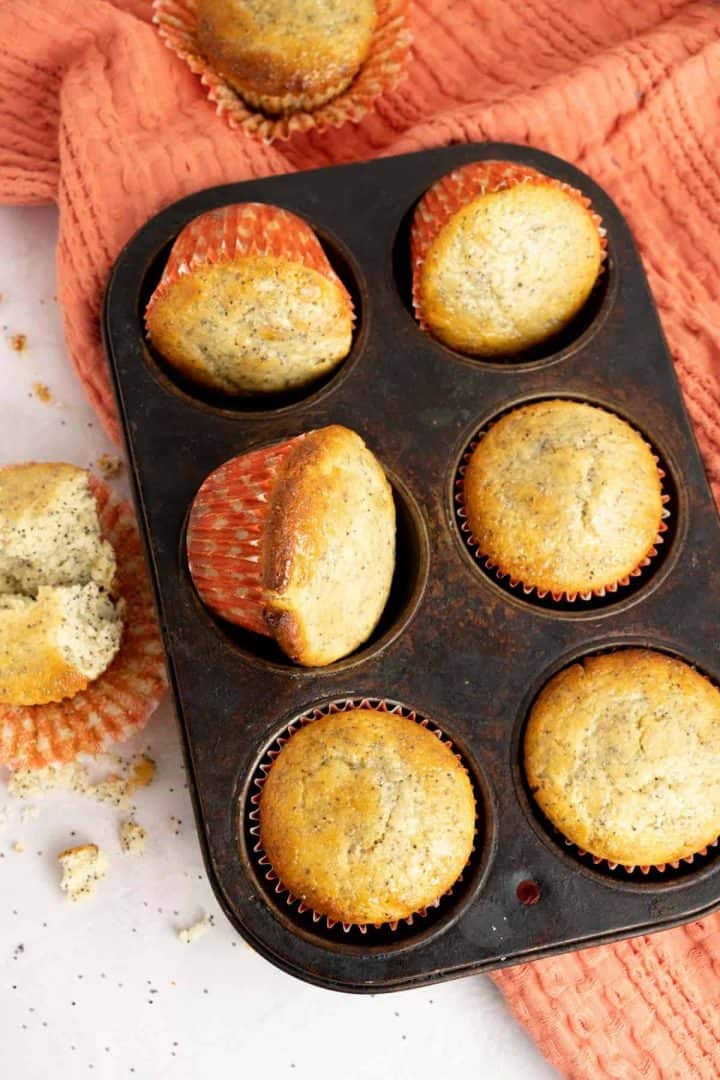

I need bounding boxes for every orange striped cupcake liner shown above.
[186,435,308,633]
[144,202,354,329]
[410,160,608,332]
[152,0,411,143]
[0,476,168,772]
[247,697,476,934]
[454,416,671,603]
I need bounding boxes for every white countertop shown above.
[0,205,557,1080]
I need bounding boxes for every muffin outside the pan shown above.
[411,161,605,356]
[195,0,378,114]
[187,425,396,667]
[524,649,720,869]
[145,203,353,397]
[0,463,123,706]
[0,465,167,770]
[153,0,411,142]
[460,400,667,601]
[258,708,476,926]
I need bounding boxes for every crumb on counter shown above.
[178,915,212,945]
[32,382,52,403]
[96,454,123,478]
[120,819,147,856]
[8,753,156,811]
[12,841,25,853]
[169,816,182,835]
[9,333,27,352]
[58,843,108,902]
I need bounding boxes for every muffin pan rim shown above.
[103,141,720,992]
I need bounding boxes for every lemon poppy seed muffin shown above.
[524,650,720,867]
[0,464,124,706]
[412,161,604,356]
[462,400,664,598]
[145,203,354,397]
[196,0,377,115]
[187,425,396,667]
[259,709,476,925]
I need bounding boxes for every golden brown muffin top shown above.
[259,709,476,924]
[418,182,603,355]
[525,649,720,866]
[263,425,396,667]
[196,0,377,112]
[463,400,664,596]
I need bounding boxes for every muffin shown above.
[258,708,476,925]
[411,161,605,356]
[0,464,123,705]
[0,467,167,770]
[187,425,396,666]
[461,400,667,600]
[195,0,378,114]
[145,203,353,396]
[524,649,720,868]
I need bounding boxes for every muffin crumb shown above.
[12,841,25,853]
[96,454,123,478]
[32,382,52,403]
[178,915,212,944]
[58,843,108,901]
[9,333,26,352]
[120,819,147,856]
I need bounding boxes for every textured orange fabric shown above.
[1,0,720,1074]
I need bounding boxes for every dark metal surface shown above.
[102,142,720,993]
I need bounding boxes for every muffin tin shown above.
[102,142,720,992]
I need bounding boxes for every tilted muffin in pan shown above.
[411,160,605,356]
[145,203,354,396]
[258,707,476,926]
[524,649,720,870]
[187,425,396,667]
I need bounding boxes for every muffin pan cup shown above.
[103,142,720,993]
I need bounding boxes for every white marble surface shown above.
[0,205,557,1080]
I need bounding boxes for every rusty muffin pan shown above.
[103,143,720,992]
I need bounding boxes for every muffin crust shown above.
[196,0,377,114]
[263,426,395,666]
[463,400,664,596]
[524,649,720,866]
[259,709,476,924]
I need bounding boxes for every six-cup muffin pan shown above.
[102,142,720,992]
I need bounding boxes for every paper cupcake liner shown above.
[186,435,308,633]
[454,416,671,603]
[248,697,476,934]
[410,161,608,333]
[0,477,168,771]
[563,835,720,876]
[152,0,411,143]
[144,202,354,328]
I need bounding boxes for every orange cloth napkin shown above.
[2,0,720,1074]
